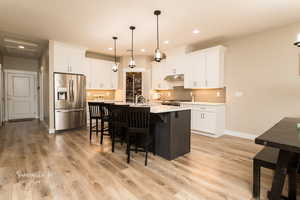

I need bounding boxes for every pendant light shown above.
[112,36,119,72]
[128,26,136,68]
[154,10,163,62]
[294,33,300,47]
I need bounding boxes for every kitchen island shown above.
[150,105,191,160]
[88,101,191,160]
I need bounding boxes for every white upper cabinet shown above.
[53,42,86,74]
[166,54,186,75]
[184,51,206,88]
[85,58,118,90]
[151,60,172,90]
[184,45,226,89]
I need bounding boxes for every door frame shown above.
[0,64,3,126]
[39,66,44,121]
[4,69,38,121]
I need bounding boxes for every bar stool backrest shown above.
[127,107,150,133]
[88,102,102,118]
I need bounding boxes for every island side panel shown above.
[151,110,191,160]
[152,113,172,160]
[170,110,191,159]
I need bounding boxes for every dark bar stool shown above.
[88,102,102,142]
[100,103,113,144]
[253,147,298,200]
[126,106,154,166]
[110,104,129,152]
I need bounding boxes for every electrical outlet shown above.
[216,92,220,97]
[235,91,243,97]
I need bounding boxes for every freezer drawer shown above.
[55,109,86,131]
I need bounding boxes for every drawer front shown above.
[181,104,217,112]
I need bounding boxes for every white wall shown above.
[222,22,300,136]
[48,40,55,132]
[3,56,39,71]
[40,47,49,126]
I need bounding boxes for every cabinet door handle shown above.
[205,80,208,87]
[203,113,205,119]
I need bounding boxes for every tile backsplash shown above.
[191,88,226,103]
[86,89,115,101]
[152,87,226,103]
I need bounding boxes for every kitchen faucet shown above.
[135,95,146,104]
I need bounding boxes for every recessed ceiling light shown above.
[18,45,25,49]
[164,40,169,44]
[108,47,113,51]
[192,29,200,34]
[141,49,146,52]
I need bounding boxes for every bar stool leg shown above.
[96,119,98,141]
[127,136,131,164]
[253,160,261,200]
[89,119,92,142]
[288,167,297,200]
[145,145,148,166]
[112,127,115,152]
[100,119,104,144]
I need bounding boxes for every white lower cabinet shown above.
[181,103,225,137]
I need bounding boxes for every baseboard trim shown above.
[224,129,256,140]
[48,128,56,134]
[40,120,55,134]
[191,130,221,138]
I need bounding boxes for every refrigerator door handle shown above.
[70,79,73,102]
[69,79,74,102]
[72,79,75,102]
[68,79,72,102]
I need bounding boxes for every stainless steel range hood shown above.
[164,74,184,81]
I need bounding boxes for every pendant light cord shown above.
[114,38,117,64]
[131,28,134,60]
[157,14,159,49]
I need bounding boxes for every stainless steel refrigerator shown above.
[54,73,86,131]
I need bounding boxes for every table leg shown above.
[268,150,295,200]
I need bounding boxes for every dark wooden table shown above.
[255,117,300,200]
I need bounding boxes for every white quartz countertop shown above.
[87,101,191,114]
[150,105,191,114]
[180,102,225,106]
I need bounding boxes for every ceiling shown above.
[0,0,299,58]
[0,31,48,59]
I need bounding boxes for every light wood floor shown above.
[0,120,297,200]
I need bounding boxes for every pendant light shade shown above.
[294,33,300,47]
[128,26,136,68]
[112,36,119,72]
[154,10,164,62]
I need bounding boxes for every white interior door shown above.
[6,71,37,120]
